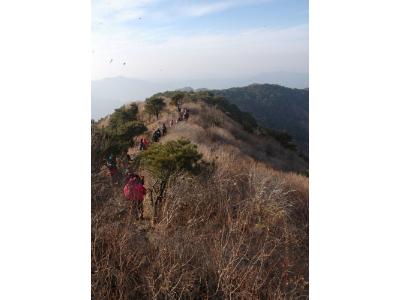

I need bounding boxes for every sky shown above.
[91,0,308,81]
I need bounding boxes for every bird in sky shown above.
[123,62,126,66]
[109,59,113,64]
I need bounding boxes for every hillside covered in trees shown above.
[91,91,309,299]
[212,84,309,154]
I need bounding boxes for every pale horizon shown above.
[92,0,309,81]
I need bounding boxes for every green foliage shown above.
[99,103,145,157]
[91,120,147,171]
[144,97,166,119]
[171,92,185,109]
[109,103,139,129]
[105,121,147,148]
[91,125,104,171]
[137,139,202,181]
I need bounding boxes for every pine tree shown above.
[171,92,184,111]
[137,139,202,220]
[144,97,166,119]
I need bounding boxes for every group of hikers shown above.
[104,106,192,219]
[104,122,168,219]
[162,108,191,131]
[152,123,167,142]
[178,107,190,121]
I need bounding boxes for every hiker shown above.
[124,171,143,185]
[152,130,158,142]
[106,154,118,184]
[162,123,167,136]
[143,138,149,150]
[153,128,162,142]
[169,119,174,127]
[183,108,189,120]
[123,174,146,219]
[139,138,145,150]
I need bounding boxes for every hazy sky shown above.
[91,0,308,81]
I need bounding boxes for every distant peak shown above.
[177,87,194,92]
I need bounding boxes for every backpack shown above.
[123,178,138,201]
[134,184,146,201]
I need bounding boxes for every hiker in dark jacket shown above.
[139,138,145,150]
[183,108,189,120]
[162,123,167,136]
[106,154,119,184]
[152,129,161,142]
[152,131,158,142]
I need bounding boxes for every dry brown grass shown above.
[159,102,307,173]
[92,97,308,299]
[92,160,308,299]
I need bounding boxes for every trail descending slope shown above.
[91,94,309,299]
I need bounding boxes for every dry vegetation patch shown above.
[92,95,308,299]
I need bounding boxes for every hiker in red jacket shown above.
[143,138,149,149]
[123,174,146,219]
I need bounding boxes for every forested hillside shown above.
[213,84,309,154]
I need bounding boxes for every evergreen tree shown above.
[137,139,202,219]
[171,92,184,111]
[144,97,166,119]
[109,103,139,128]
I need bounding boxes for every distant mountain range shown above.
[91,72,308,119]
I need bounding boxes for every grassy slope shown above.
[91,97,309,299]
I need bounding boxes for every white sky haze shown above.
[92,0,309,80]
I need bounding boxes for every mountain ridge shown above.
[91,72,308,119]
[213,83,309,154]
[91,93,309,298]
